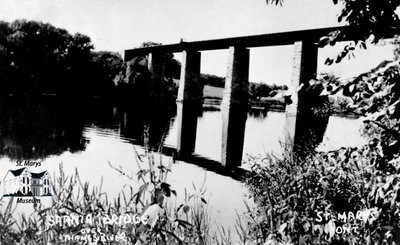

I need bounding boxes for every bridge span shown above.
[124,26,357,168]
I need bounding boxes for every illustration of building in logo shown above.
[3,167,52,197]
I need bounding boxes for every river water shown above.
[0,97,365,239]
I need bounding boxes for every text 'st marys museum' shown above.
[3,167,51,197]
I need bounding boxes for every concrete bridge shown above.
[124,26,357,168]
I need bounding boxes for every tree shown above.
[265,0,282,5]
[0,20,98,94]
[267,1,400,63]
[89,51,124,94]
[248,82,273,99]
[334,0,400,43]
[200,74,225,88]
[124,41,181,85]
[266,0,400,42]
[0,20,130,96]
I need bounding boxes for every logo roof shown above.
[10,167,27,177]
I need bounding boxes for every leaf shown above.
[158,231,166,241]
[136,183,148,204]
[171,190,177,196]
[266,0,283,6]
[176,204,184,212]
[136,169,149,181]
[38,207,52,215]
[299,236,307,245]
[278,223,287,235]
[383,225,394,231]
[360,41,367,50]
[318,36,330,47]
[183,205,190,214]
[160,182,171,197]
[325,58,334,66]
[139,183,148,192]
[376,188,384,203]
[200,197,207,204]
[142,204,162,228]
[176,219,193,228]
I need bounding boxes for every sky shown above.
[0,0,395,84]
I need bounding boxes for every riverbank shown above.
[203,85,361,118]
[203,99,361,119]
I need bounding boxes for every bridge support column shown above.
[176,50,202,156]
[148,52,166,99]
[221,46,249,168]
[284,41,318,152]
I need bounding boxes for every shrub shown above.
[241,44,400,245]
[244,145,400,245]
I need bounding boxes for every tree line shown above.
[0,20,123,96]
[0,20,289,103]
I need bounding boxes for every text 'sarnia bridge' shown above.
[124,26,357,168]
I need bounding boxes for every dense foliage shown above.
[247,2,400,245]
[119,43,180,112]
[200,74,225,88]
[0,20,97,95]
[244,40,400,245]
[333,0,400,43]
[245,145,400,245]
[324,0,400,64]
[246,58,400,241]
[249,83,288,100]
[0,19,186,105]
[244,58,400,244]
[266,0,400,64]
[266,0,400,42]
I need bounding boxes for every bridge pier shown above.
[147,52,166,99]
[284,41,318,152]
[221,46,249,168]
[176,50,202,156]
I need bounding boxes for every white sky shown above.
[0,0,396,84]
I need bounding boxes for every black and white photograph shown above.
[0,0,399,244]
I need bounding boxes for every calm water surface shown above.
[0,97,365,236]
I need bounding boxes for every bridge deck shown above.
[124,26,355,61]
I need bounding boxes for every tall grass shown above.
[0,144,240,244]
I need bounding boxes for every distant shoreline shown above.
[202,100,361,119]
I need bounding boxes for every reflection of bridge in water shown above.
[124,26,359,168]
[155,145,247,181]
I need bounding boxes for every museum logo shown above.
[2,167,52,198]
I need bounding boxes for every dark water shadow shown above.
[0,94,177,161]
[0,95,88,160]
